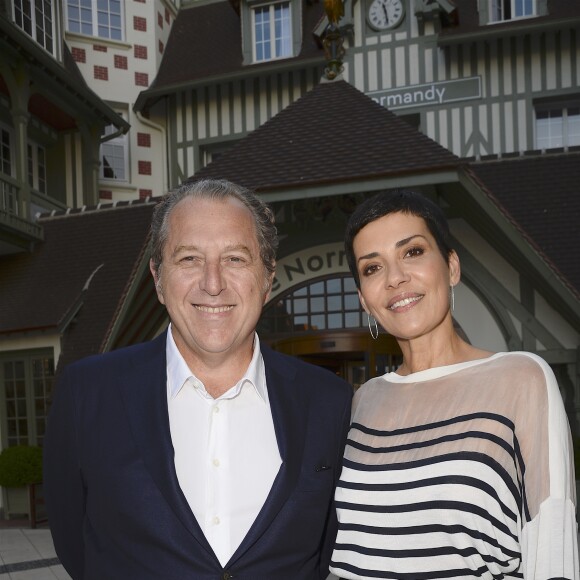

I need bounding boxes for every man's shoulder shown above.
[63,333,165,376]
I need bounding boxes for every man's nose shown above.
[200,262,225,295]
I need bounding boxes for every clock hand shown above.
[382,1,389,23]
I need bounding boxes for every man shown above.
[44,179,353,579]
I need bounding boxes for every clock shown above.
[367,0,405,31]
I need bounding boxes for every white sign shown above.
[269,242,351,301]
[368,76,482,110]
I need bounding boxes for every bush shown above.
[0,446,43,488]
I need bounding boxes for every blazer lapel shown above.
[228,347,308,564]
[118,333,217,560]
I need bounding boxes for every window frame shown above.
[487,0,536,23]
[100,120,129,182]
[13,0,56,54]
[259,274,365,335]
[0,350,55,449]
[27,142,48,195]
[240,0,304,66]
[65,0,124,41]
[535,102,580,150]
[0,124,14,179]
[251,1,293,63]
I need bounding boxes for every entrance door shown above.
[269,330,402,391]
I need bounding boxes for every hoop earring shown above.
[450,285,455,313]
[367,314,379,340]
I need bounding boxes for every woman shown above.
[330,190,578,579]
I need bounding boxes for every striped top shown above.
[330,352,579,579]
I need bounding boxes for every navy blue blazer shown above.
[44,332,352,579]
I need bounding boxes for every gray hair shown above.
[150,179,278,280]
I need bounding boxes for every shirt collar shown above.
[166,324,267,402]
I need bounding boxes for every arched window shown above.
[259,274,364,336]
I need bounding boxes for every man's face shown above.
[150,196,272,368]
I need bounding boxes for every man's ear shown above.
[263,270,275,304]
[150,259,165,304]
[449,250,461,287]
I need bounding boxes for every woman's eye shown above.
[362,264,379,276]
[405,246,424,258]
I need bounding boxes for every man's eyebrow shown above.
[357,235,427,263]
[172,245,199,257]
[172,244,253,256]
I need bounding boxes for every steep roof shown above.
[149,0,324,91]
[468,150,580,300]
[0,201,154,368]
[194,79,460,190]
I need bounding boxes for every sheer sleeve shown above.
[517,353,578,579]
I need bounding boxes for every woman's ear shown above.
[448,250,461,287]
[358,289,370,315]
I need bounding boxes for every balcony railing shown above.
[0,175,44,248]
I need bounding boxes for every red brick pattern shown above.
[71,47,86,63]
[138,161,152,175]
[137,133,151,147]
[139,188,153,199]
[134,44,148,59]
[158,12,163,28]
[93,44,107,52]
[135,72,149,87]
[94,66,109,81]
[114,55,128,70]
[134,16,147,31]
[99,190,113,200]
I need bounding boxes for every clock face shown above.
[367,0,405,31]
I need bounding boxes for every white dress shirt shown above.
[166,326,282,566]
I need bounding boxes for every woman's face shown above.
[354,211,460,343]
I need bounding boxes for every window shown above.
[259,275,365,335]
[66,0,123,41]
[13,0,55,53]
[27,143,47,194]
[489,0,535,22]
[100,123,128,181]
[252,2,292,62]
[0,352,54,448]
[1,127,13,177]
[536,106,580,149]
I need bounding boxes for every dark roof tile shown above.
[0,204,154,367]
[469,151,580,298]
[194,80,459,190]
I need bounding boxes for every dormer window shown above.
[489,0,535,22]
[13,0,55,54]
[241,0,299,65]
[252,1,292,62]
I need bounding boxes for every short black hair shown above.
[345,189,454,288]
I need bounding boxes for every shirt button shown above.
[222,572,233,579]
[213,516,220,525]
[213,405,220,413]
[212,458,220,467]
